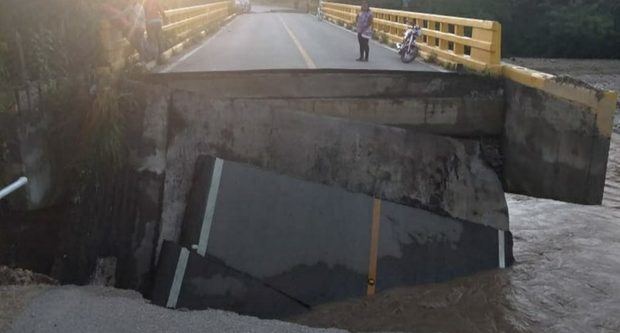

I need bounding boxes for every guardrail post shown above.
[492,22,502,64]
[350,6,357,25]
[471,21,501,65]
[427,20,436,48]
[454,25,465,55]
[439,22,449,51]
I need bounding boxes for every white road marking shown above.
[166,247,189,308]
[498,229,506,269]
[278,15,317,69]
[197,158,224,256]
[160,21,234,73]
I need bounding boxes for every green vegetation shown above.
[0,0,228,188]
[427,51,438,64]
[0,39,8,85]
[344,0,620,59]
[0,0,102,83]
[0,0,131,188]
[380,32,390,45]
[82,75,127,176]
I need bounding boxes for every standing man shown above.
[355,2,373,62]
[102,0,147,60]
[144,0,166,61]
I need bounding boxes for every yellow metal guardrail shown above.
[100,0,234,71]
[321,1,502,73]
[502,63,618,137]
[320,2,616,139]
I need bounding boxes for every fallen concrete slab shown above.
[154,84,508,251]
[151,155,511,318]
[152,241,309,318]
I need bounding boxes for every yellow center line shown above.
[278,15,317,69]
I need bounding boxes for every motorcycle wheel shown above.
[400,47,416,63]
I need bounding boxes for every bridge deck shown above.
[163,6,440,72]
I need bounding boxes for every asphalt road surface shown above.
[162,6,437,72]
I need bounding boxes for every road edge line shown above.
[160,16,239,73]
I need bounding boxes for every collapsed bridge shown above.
[1,0,617,321]
[110,68,607,318]
[142,70,511,316]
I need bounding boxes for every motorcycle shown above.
[235,0,251,13]
[396,24,421,63]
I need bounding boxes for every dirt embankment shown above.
[0,267,57,333]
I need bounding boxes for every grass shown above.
[428,51,438,64]
[380,32,390,45]
[0,91,15,114]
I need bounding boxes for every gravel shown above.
[7,286,347,333]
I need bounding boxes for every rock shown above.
[89,257,117,287]
[0,266,58,286]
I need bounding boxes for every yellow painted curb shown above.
[502,63,617,137]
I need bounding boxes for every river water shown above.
[292,63,620,333]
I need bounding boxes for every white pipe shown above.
[0,177,28,200]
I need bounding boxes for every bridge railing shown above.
[321,2,502,73]
[164,2,231,39]
[100,1,234,71]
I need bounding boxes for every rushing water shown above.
[292,63,620,332]
[291,133,620,333]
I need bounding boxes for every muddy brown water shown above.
[292,63,620,333]
[291,134,620,333]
